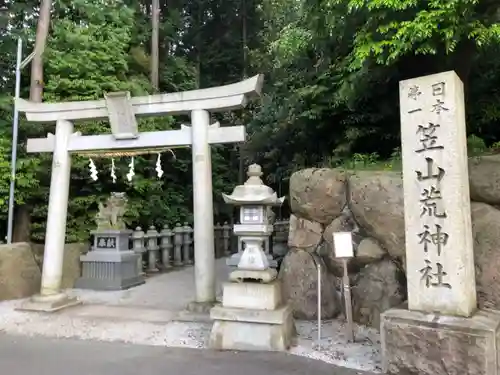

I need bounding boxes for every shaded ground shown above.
[0,333,376,375]
[67,257,232,310]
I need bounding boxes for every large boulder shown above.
[289,168,347,224]
[471,202,500,309]
[356,237,387,262]
[279,250,340,319]
[287,214,323,252]
[62,243,89,288]
[469,155,500,205]
[0,242,41,300]
[31,242,89,289]
[322,209,360,250]
[320,211,364,276]
[352,259,406,329]
[348,171,406,260]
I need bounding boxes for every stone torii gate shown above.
[16,75,263,312]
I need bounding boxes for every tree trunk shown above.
[195,2,202,89]
[30,0,51,102]
[151,0,160,91]
[14,0,52,242]
[238,0,248,183]
[453,39,476,96]
[241,0,247,79]
[163,0,170,57]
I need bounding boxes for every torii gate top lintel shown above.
[16,74,264,128]
[21,74,264,154]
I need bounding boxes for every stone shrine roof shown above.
[222,164,285,205]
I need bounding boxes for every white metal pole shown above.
[6,38,23,244]
[317,261,322,348]
[343,258,355,342]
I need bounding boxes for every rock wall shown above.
[0,243,41,301]
[279,155,500,328]
[0,242,89,301]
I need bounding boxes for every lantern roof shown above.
[222,164,285,206]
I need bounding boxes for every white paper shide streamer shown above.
[126,156,135,182]
[85,148,175,183]
[155,152,164,178]
[89,158,98,181]
[110,158,117,183]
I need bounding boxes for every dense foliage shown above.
[0,0,499,241]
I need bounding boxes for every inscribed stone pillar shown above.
[381,71,500,375]
[399,71,476,317]
[191,109,216,304]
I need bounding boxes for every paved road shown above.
[0,333,375,375]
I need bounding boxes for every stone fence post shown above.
[173,223,183,267]
[145,226,160,273]
[273,220,289,244]
[131,219,241,273]
[182,222,193,265]
[131,227,146,275]
[222,222,231,256]
[214,223,222,258]
[160,225,173,270]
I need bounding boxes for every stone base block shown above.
[17,293,81,313]
[209,304,295,351]
[75,250,144,291]
[229,268,277,283]
[186,301,216,314]
[226,253,277,268]
[91,229,132,252]
[74,275,144,291]
[222,280,282,310]
[381,307,500,375]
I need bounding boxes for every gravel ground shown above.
[0,258,382,373]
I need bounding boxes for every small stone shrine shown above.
[209,164,295,351]
[75,192,144,290]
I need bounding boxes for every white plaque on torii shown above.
[103,91,139,140]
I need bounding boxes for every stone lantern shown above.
[223,163,284,271]
[209,164,295,352]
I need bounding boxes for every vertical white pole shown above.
[39,119,73,297]
[343,258,355,342]
[317,262,322,348]
[6,38,23,244]
[191,109,216,303]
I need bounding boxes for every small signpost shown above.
[333,231,355,342]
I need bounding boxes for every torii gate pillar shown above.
[21,119,81,311]
[191,109,216,305]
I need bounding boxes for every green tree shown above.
[246,0,500,189]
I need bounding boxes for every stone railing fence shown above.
[273,220,290,243]
[128,219,290,272]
